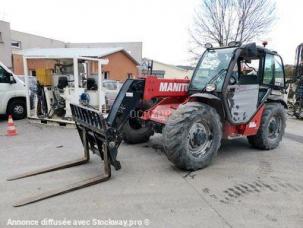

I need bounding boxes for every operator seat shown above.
[57,76,68,89]
[87,78,98,90]
[238,74,258,85]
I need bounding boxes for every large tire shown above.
[294,101,303,119]
[7,99,27,120]
[163,102,222,170]
[122,118,154,144]
[247,103,286,150]
[121,100,155,144]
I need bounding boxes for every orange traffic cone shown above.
[7,115,17,136]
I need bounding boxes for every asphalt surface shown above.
[0,117,302,228]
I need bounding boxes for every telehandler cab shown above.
[9,42,287,206]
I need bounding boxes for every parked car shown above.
[0,62,27,119]
[102,80,121,108]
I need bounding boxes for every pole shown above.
[23,56,30,118]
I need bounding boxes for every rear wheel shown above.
[122,118,154,144]
[7,99,27,120]
[247,103,286,149]
[163,102,222,170]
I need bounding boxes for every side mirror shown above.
[9,75,16,84]
[229,76,237,85]
[241,43,258,58]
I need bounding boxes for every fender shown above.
[190,93,221,101]
[0,88,26,114]
[189,93,225,119]
[267,95,288,109]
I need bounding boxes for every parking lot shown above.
[0,117,303,228]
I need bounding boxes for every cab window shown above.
[274,56,284,87]
[238,58,260,84]
[263,54,285,87]
[263,54,274,85]
[0,66,10,83]
[230,58,260,85]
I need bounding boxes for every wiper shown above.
[208,69,227,84]
[201,69,227,92]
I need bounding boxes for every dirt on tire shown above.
[247,103,286,150]
[163,102,222,170]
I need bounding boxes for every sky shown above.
[0,0,302,66]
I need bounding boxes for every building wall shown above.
[12,54,23,74]
[68,42,142,63]
[13,51,138,81]
[0,20,13,68]
[10,30,65,50]
[97,51,138,81]
[13,54,57,75]
[0,20,142,76]
[152,61,192,79]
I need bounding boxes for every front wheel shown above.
[247,103,286,150]
[7,99,27,120]
[122,118,154,144]
[163,102,222,171]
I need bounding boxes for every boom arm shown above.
[72,76,190,170]
[107,77,190,128]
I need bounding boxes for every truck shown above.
[0,61,27,119]
[8,42,288,207]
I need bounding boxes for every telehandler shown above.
[9,42,287,206]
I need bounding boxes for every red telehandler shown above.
[9,42,287,206]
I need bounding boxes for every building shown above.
[141,58,193,79]
[68,42,142,63]
[13,48,139,81]
[0,20,142,81]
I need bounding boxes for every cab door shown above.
[0,65,13,113]
[226,58,261,124]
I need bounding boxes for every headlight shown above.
[205,84,216,92]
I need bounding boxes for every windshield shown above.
[103,81,118,90]
[190,48,236,91]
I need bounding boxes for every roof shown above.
[68,42,142,63]
[14,47,139,65]
[142,58,189,72]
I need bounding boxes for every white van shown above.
[0,62,27,119]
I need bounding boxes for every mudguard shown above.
[190,93,221,101]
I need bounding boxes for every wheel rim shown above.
[268,115,282,140]
[13,105,24,115]
[187,122,212,158]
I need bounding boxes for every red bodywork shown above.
[143,76,190,100]
[140,76,264,138]
[223,105,265,138]
[141,76,190,124]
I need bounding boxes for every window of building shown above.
[11,40,22,49]
[0,32,3,43]
[103,71,110,79]
[29,70,36,76]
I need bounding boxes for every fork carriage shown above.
[8,104,118,207]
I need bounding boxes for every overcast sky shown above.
[0,0,302,65]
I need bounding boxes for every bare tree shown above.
[189,0,276,59]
